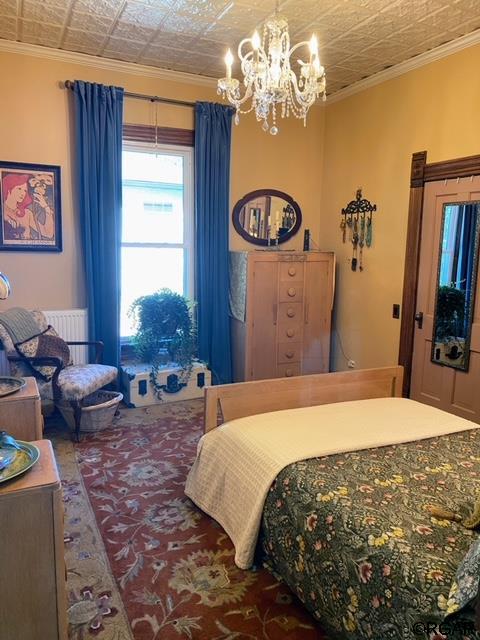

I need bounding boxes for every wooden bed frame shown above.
[204,366,404,432]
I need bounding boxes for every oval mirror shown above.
[232,189,302,246]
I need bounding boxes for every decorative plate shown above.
[0,441,40,483]
[0,272,11,300]
[0,376,26,397]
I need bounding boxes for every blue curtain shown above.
[456,206,476,296]
[195,102,234,384]
[73,81,124,369]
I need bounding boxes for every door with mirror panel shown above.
[410,177,480,421]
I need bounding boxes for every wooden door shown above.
[410,177,480,421]
[302,253,334,374]
[249,258,279,380]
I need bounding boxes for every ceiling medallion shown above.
[217,3,326,135]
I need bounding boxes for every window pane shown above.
[120,246,184,337]
[122,150,184,244]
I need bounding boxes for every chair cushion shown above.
[15,326,71,381]
[56,364,117,401]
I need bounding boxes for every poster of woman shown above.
[0,161,62,251]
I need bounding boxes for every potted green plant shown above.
[129,289,197,398]
[435,285,466,341]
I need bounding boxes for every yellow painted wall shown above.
[4,40,479,371]
[321,43,480,371]
[0,49,324,309]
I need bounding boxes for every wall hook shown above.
[340,188,377,272]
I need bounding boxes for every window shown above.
[120,144,194,338]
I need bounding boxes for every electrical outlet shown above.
[347,359,356,369]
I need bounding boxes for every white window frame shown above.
[121,141,195,308]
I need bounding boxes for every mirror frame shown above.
[430,200,480,372]
[232,189,302,246]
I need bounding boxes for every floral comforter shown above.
[261,427,480,639]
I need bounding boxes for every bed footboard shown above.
[204,366,404,432]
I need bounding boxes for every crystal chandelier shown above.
[217,4,326,135]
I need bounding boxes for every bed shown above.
[185,367,480,639]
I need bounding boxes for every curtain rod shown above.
[63,80,195,108]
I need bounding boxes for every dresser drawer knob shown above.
[288,267,296,276]
[287,287,296,297]
[285,351,294,359]
[285,369,294,377]
[287,308,295,318]
[286,329,295,337]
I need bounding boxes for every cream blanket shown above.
[185,397,477,569]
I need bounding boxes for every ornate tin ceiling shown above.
[1,0,480,93]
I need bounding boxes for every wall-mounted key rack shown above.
[340,188,377,272]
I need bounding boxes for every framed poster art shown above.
[0,161,62,252]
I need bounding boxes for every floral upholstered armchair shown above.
[0,310,117,440]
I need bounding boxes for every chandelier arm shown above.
[288,41,311,58]
[291,66,320,95]
[238,37,254,58]
[224,84,254,108]
[239,51,254,73]
[238,41,269,67]
[288,71,316,109]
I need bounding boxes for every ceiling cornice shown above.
[1,27,480,105]
[0,39,217,88]
[326,28,480,105]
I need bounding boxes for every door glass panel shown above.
[431,201,480,371]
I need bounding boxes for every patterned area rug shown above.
[49,421,133,640]
[48,400,327,640]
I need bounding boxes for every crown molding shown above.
[0,39,217,88]
[1,27,480,105]
[326,28,480,105]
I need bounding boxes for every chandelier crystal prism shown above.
[217,8,326,135]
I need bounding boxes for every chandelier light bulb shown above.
[224,49,234,79]
[309,34,318,56]
[252,30,261,50]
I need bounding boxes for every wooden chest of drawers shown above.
[0,377,43,441]
[0,440,67,640]
[230,251,335,381]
